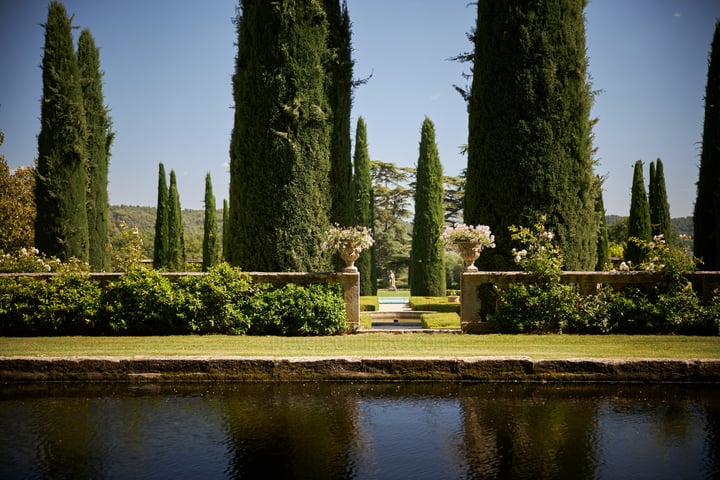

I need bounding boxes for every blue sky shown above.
[1,0,718,217]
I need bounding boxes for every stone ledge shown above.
[1,357,719,383]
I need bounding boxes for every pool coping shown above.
[1,356,719,384]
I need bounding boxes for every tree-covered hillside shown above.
[110,205,222,260]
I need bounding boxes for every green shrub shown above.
[409,297,460,313]
[360,296,378,311]
[249,283,347,336]
[180,264,254,334]
[0,274,100,335]
[421,312,460,329]
[98,268,185,335]
[493,282,583,334]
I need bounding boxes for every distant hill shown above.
[606,215,693,238]
[110,205,223,260]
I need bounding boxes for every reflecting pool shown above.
[1,382,718,479]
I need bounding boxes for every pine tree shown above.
[352,117,374,294]
[35,1,89,262]
[464,0,597,270]
[595,181,610,270]
[153,163,169,269]
[78,28,113,271]
[625,160,652,265]
[202,173,220,271]
[228,0,332,271]
[222,198,229,261]
[410,118,446,296]
[649,158,673,241]
[694,20,720,270]
[167,170,185,271]
[325,0,354,228]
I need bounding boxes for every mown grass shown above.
[1,335,719,360]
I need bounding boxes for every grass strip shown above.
[1,335,719,360]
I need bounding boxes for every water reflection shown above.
[0,383,717,479]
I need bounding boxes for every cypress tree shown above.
[153,163,169,269]
[78,28,113,271]
[465,0,597,270]
[649,158,673,240]
[228,0,332,271]
[35,1,89,262]
[595,181,610,270]
[625,160,652,265]
[167,170,185,271]
[410,117,446,296]
[222,198,229,261]
[694,20,720,270]
[325,0,354,228]
[352,117,374,294]
[202,173,220,271]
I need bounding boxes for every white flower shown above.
[653,234,665,244]
[542,231,555,241]
[619,262,630,271]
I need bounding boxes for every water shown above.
[1,382,718,479]
[377,297,410,304]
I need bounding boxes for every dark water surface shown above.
[1,382,718,479]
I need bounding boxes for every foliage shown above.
[326,0,354,229]
[78,28,113,271]
[0,247,89,273]
[421,312,460,329]
[0,133,35,252]
[625,160,652,264]
[494,282,583,334]
[410,117,446,297]
[465,0,598,271]
[1,265,348,336]
[371,160,414,281]
[98,268,184,335]
[166,170,185,271]
[409,297,460,313]
[694,20,720,270]
[595,182,610,270]
[109,222,145,272]
[181,263,253,334]
[35,1,89,263]
[153,163,169,268]
[202,173,220,271]
[443,170,465,225]
[229,0,332,272]
[508,217,563,282]
[352,117,375,293]
[649,158,673,241]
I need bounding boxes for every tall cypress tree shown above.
[352,117,374,294]
[78,28,113,271]
[325,0,354,228]
[35,1,89,262]
[649,158,673,240]
[153,163,169,269]
[410,117,446,297]
[167,170,185,271]
[694,20,720,270]
[202,173,220,271]
[625,160,652,265]
[222,198,229,261]
[228,0,332,271]
[595,180,610,270]
[465,0,597,270]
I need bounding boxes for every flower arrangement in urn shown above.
[442,223,495,271]
[322,224,374,271]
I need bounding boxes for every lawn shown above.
[1,335,719,360]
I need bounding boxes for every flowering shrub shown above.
[321,224,374,252]
[110,222,145,272]
[442,223,495,251]
[508,216,563,282]
[0,247,88,273]
[630,234,698,288]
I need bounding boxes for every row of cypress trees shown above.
[35,1,113,270]
[152,163,185,271]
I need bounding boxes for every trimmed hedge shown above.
[409,297,461,313]
[360,296,378,312]
[0,265,347,336]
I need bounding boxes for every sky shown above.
[1,0,718,218]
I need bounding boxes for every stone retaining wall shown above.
[2,357,719,383]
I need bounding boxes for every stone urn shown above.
[454,240,483,272]
[338,243,362,272]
